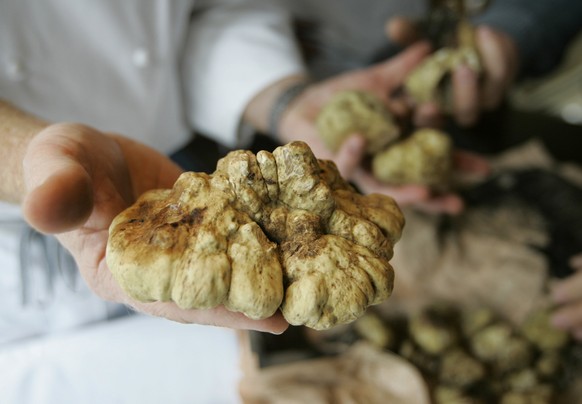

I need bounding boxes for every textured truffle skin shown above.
[372,128,453,188]
[440,349,486,388]
[106,141,404,329]
[316,90,400,154]
[521,308,569,351]
[105,172,284,320]
[315,90,455,189]
[404,21,481,109]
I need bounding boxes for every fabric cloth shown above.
[0,315,242,404]
[0,202,129,345]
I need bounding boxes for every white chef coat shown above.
[0,0,305,153]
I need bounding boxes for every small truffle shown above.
[440,348,486,388]
[316,90,400,154]
[521,308,569,351]
[404,21,481,110]
[470,322,513,363]
[372,128,453,188]
[408,305,458,355]
[353,312,395,350]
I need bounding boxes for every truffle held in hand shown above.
[106,142,404,330]
[316,90,453,188]
[316,90,400,154]
[372,128,453,189]
[404,21,482,110]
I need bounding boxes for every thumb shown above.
[334,134,367,179]
[369,41,431,89]
[22,131,94,234]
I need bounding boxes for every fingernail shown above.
[456,63,472,75]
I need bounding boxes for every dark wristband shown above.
[268,81,309,138]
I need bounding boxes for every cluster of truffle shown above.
[106,142,404,330]
[316,22,483,189]
[312,304,574,403]
[316,90,453,189]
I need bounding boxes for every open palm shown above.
[22,123,287,333]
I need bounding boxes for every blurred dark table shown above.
[447,104,582,165]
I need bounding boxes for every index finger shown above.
[334,134,367,179]
[367,41,432,89]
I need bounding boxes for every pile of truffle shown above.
[310,303,578,403]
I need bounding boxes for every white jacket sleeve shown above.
[183,0,306,148]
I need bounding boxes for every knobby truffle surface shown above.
[316,90,400,154]
[106,142,404,329]
[372,128,453,189]
[404,21,481,109]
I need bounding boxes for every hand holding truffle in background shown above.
[387,17,519,127]
[275,44,433,196]
[275,43,488,214]
[314,88,489,215]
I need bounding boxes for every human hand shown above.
[21,123,288,333]
[278,42,430,159]
[550,253,582,341]
[277,44,431,208]
[387,17,520,127]
[334,134,490,215]
[278,43,489,214]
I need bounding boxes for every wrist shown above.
[267,80,310,141]
[0,101,47,203]
[243,75,309,139]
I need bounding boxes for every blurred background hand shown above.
[387,16,520,128]
[278,42,490,214]
[339,135,490,214]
